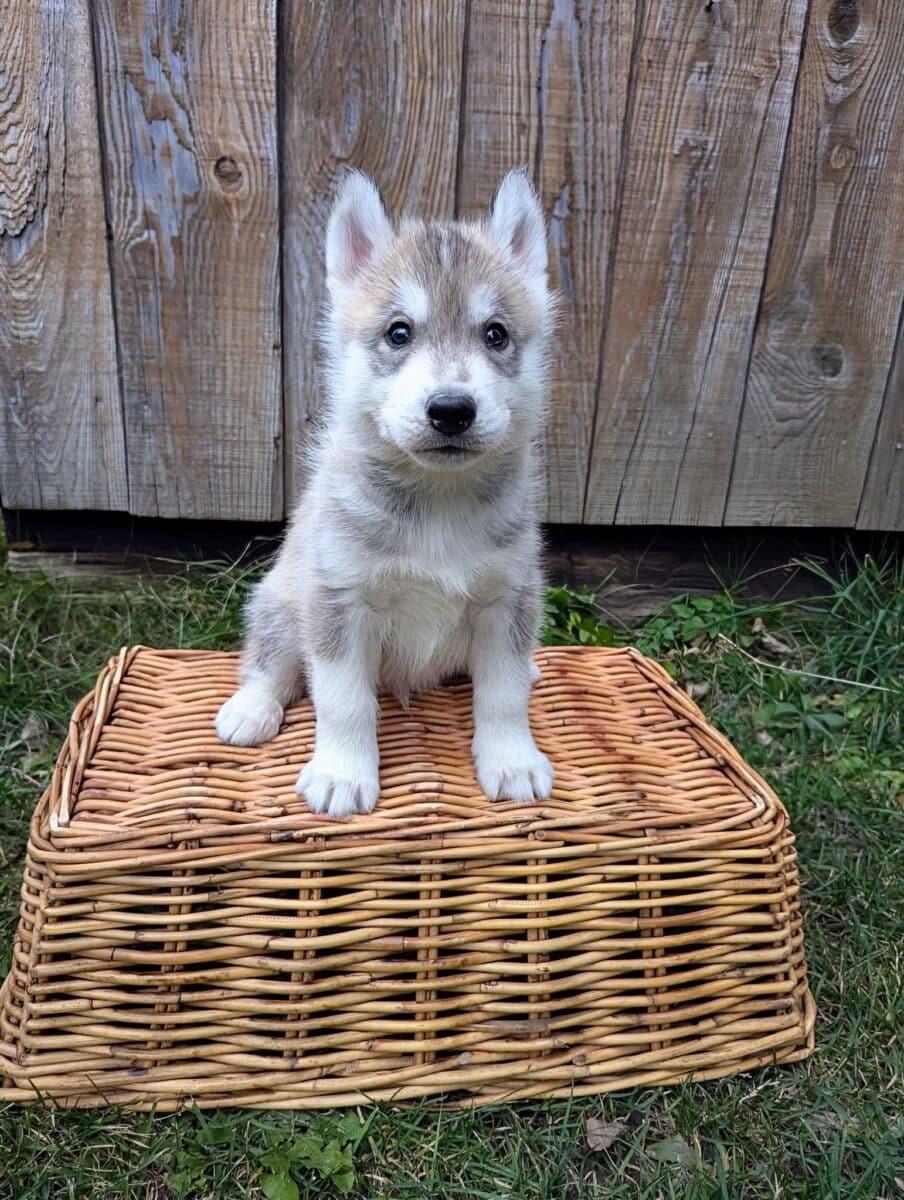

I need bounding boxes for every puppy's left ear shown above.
[488,168,547,278]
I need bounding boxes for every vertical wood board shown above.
[0,0,127,511]
[281,0,468,508]
[92,0,282,520]
[458,0,638,524]
[725,0,904,526]
[857,296,904,530]
[583,0,809,525]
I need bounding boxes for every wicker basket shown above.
[0,646,813,1110]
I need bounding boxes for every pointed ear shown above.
[488,168,547,278]
[325,170,392,285]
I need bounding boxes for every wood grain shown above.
[281,0,467,508]
[91,0,282,520]
[0,0,127,511]
[457,0,638,524]
[857,297,904,530]
[5,1,902,531]
[725,0,904,527]
[583,0,808,525]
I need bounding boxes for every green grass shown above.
[1,551,902,1199]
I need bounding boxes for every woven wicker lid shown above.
[41,646,783,862]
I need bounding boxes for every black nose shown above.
[426,393,477,436]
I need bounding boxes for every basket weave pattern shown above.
[0,646,813,1109]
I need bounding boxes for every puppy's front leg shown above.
[216,581,306,747]
[469,591,553,804]
[296,605,381,820]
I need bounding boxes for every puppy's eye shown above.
[484,322,509,350]
[386,321,412,348]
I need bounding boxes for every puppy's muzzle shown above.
[426,393,477,436]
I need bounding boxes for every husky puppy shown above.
[216,168,555,818]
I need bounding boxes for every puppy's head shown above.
[322,168,553,470]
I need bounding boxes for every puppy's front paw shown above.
[296,755,379,819]
[216,686,284,747]
[474,741,554,804]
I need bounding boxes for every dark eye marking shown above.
[484,321,509,350]
[386,321,412,348]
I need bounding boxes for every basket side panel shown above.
[0,827,813,1108]
[0,841,56,1090]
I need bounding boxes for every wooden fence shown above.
[1,1,902,529]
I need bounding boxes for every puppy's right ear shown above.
[326,170,392,286]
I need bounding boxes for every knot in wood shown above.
[829,140,856,171]
[827,0,860,44]
[214,156,243,191]
[813,341,844,379]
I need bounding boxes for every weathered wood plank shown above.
[546,526,848,620]
[281,0,467,508]
[92,0,281,520]
[457,0,637,524]
[0,0,127,511]
[725,0,904,527]
[583,0,808,526]
[857,297,904,530]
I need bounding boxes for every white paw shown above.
[529,658,542,685]
[215,686,284,746]
[474,741,554,804]
[296,754,379,819]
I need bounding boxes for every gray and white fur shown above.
[216,168,556,818]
